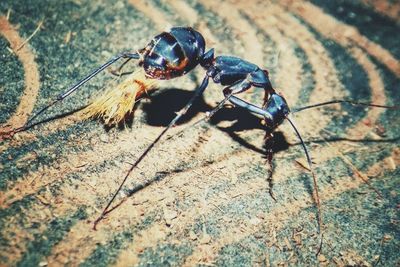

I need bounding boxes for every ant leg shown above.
[226,98,322,212]
[194,89,278,203]
[109,57,134,77]
[12,52,140,134]
[171,82,258,138]
[264,132,277,201]
[227,95,271,118]
[219,88,278,201]
[203,91,233,120]
[57,52,139,100]
[93,75,210,229]
[202,79,251,121]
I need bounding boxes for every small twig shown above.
[64,30,72,44]
[29,173,44,186]
[6,9,11,20]
[231,192,243,198]
[6,47,14,54]
[321,130,383,199]
[295,159,311,171]
[15,20,44,52]
[339,154,383,198]
[372,234,387,267]
[212,203,224,212]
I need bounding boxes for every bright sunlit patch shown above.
[82,69,157,126]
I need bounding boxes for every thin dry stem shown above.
[15,20,44,52]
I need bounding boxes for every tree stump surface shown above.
[0,0,399,266]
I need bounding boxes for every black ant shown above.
[2,27,398,254]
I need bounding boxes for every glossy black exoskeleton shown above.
[139,27,206,79]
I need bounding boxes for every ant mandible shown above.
[3,27,398,253]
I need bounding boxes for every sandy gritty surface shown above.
[0,0,399,266]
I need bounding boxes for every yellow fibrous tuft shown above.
[82,69,157,126]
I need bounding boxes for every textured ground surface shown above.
[0,0,399,266]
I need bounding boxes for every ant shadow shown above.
[209,107,290,154]
[140,88,290,156]
[97,89,292,214]
[141,88,212,127]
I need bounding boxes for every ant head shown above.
[262,93,290,129]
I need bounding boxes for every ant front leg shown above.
[57,51,140,100]
[219,90,283,201]
[109,58,134,77]
[109,51,142,77]
[264,131,277,201]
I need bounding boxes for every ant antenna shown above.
[292,99,399,113]
[286,115,323,255]
[5,53,139,135]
